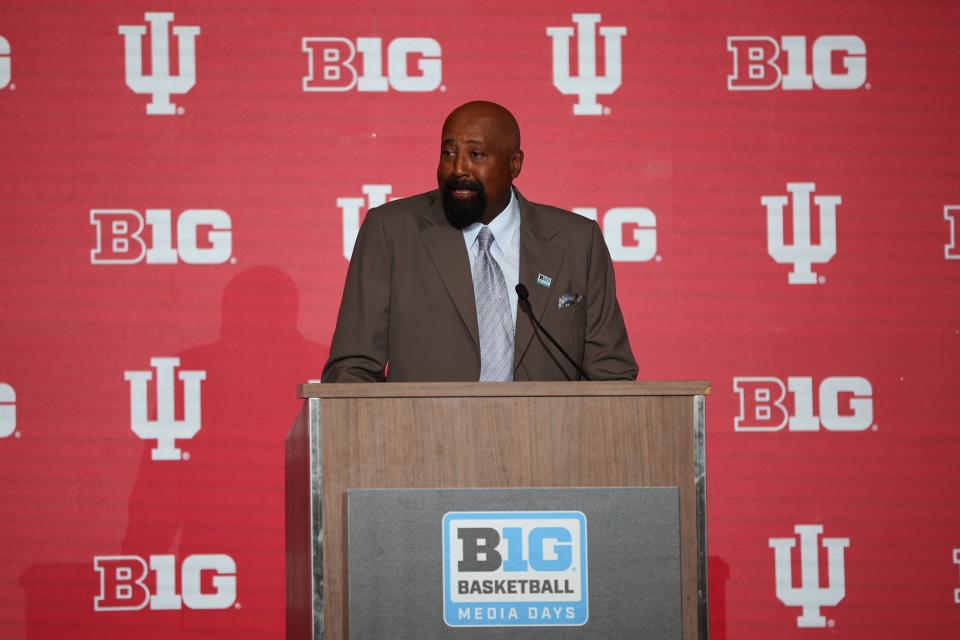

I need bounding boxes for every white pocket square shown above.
[557,292,583,309]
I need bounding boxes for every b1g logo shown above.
[770,525,849,628]
[573,207,657,262]
[734,376,874,432]
[119,12,200,115]
[0,383,15,438]
[763,182,839,284]
[302,36,441,92]
[90,209,233,265]
[125,357,206,461]
[443,511,588,627]
[727,35,866,91]
[547,14,626,116]
[94,554,236,611]
[945,206,960,260]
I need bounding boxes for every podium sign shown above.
[347,487,681,638]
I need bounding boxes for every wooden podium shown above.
[285,381,710,639]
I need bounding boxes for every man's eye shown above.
[442,149,455,157]
[471,151,484,159]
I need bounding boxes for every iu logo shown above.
[0,35,11,90]
[90,209,233,265]
[124,357,206,461]
[0,383,15,438]
[338,184,397,259]
[118,12,200,115]
[94,554,236,611]
[546,14,626,116]
[302,37,441,92]
[734,376,874,432]
[763,182,840,284]
[727,35,866,91]
[572,207,657,262]
[945,206,960,260]
[769,525,850,628]
[953,548,960,604]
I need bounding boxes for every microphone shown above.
[515,284,591,381]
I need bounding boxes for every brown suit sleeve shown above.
[583,221,639,380]
[321,208,391,382]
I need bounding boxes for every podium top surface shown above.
[298,380,710,399]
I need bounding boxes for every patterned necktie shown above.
[473,227,515,381]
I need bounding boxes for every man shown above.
[322,101,637,382]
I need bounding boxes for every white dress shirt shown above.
[461,188,521,327]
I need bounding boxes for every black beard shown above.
[441,177,486,229]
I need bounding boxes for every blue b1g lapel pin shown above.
[536,273,553,288]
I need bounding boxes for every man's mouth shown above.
[443,178,484,203]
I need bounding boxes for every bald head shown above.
[437,101,524,226]
[441,101,521,154]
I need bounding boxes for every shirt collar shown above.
[463,188,520,252]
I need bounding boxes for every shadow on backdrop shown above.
[22,266,328,639]
[708,554,730,640]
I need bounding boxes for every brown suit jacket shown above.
[322,189,637,382]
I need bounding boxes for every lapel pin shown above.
[536,273,552,288]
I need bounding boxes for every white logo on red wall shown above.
[763,182,839,284]
[727,35,866,91]
[338,184,398,260]
[770,525,849,628]
[573,207,658,262]
[94,554,236,611]
[303,36,441,92]
[953,548,960,604]
[945,206,960,260]
[119,12,200,115]
[90,209,233,265]
[125,357,205,461]
[0,36,11,90]
[0,383,15,438]
[547,14,626,116]
[734,376,874,432]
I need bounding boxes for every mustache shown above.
[443,177,483,192]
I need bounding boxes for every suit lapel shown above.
[514,192,565,370]
[418,192,480,348]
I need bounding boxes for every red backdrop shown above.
[1,1,959,638]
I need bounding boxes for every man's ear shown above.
[510,149,524,179]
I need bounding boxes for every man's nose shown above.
[452,152,469,177]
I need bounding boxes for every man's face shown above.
[437,110,522,228]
